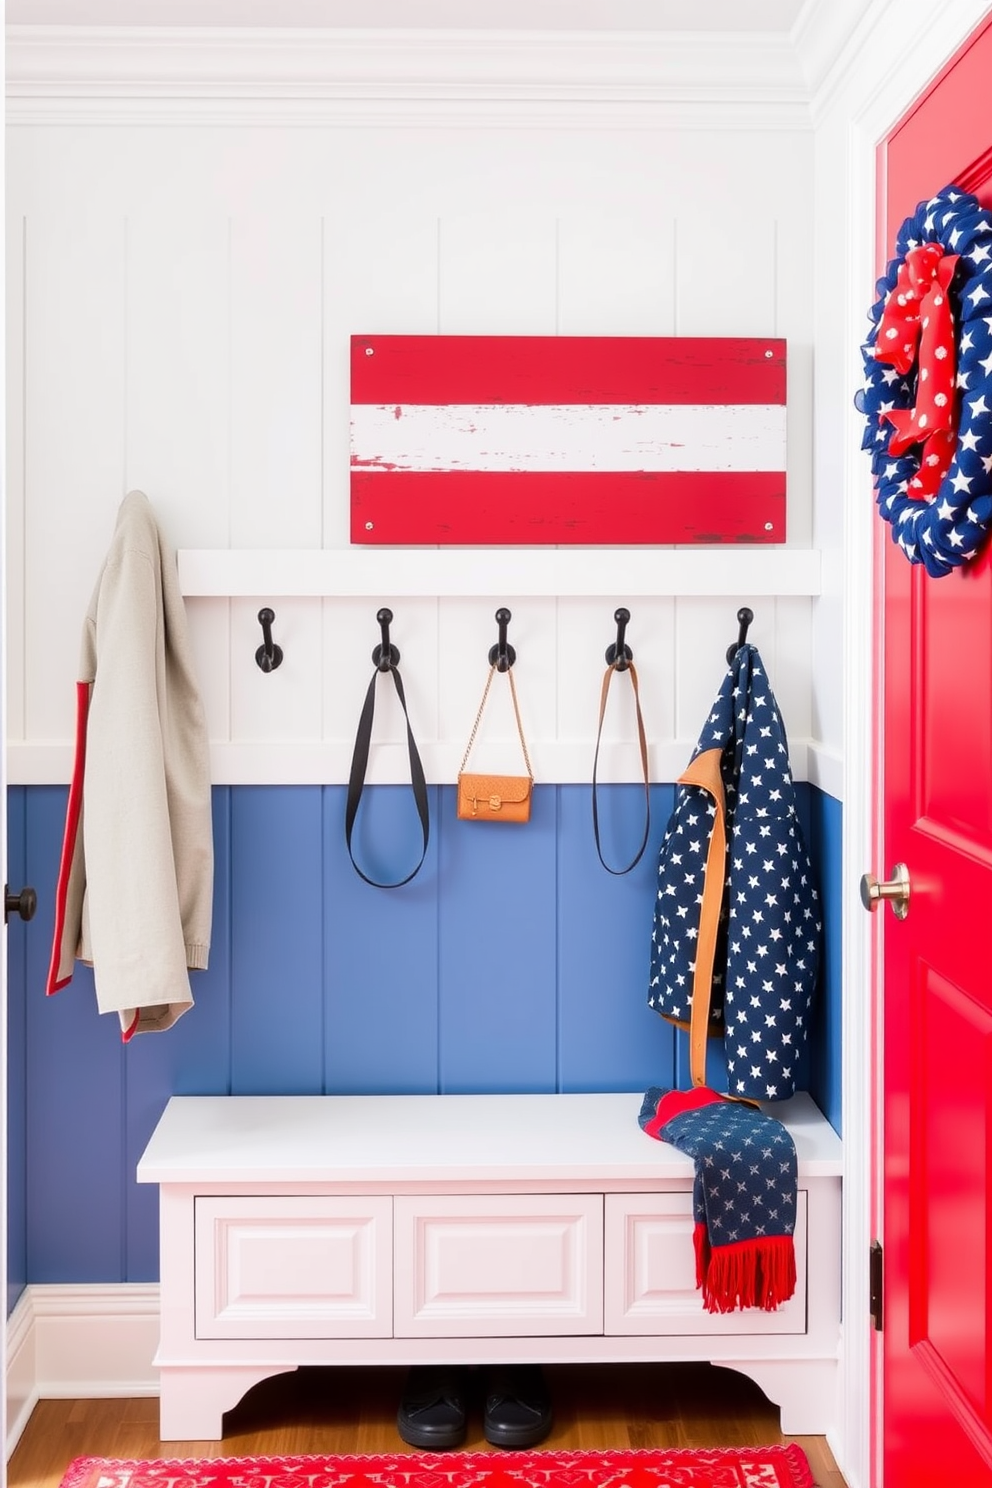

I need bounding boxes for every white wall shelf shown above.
[177,547,822,599]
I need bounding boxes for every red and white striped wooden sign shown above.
[350,335,786,546]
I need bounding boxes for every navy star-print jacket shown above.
[647,644,820,1102]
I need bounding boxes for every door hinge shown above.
[870,1239,883,1331]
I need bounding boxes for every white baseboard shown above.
[6,1290,38,1460]
[5,1283,161,1460]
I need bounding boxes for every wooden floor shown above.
[7,1362,848,1487]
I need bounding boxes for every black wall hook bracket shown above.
[255,608,284,672]
[605,607,632,671]
[372,607,400,672]
[726,606,754,664]
[488,607,516,672]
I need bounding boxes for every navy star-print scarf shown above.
[639,1085,797,1314]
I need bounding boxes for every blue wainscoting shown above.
[5,781,842,1300]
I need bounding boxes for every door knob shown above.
[4,885,37,924]
[860,863,910,920]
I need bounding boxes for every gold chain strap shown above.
[459,664,534,778]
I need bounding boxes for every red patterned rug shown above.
[59,1446,814,1488]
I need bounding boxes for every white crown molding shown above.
[5,24,812,127]
[800,0,992,127]
[4,0,810,29]
[789,0,880,109]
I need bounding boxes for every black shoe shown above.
[397,1366,469,1449]
[483,1364,552,1449]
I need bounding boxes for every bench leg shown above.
[158,1364,298,1441]
[719,1358,839,1437]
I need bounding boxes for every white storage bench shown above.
[136,1090,842,1441]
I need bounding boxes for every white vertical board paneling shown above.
[439,597,557,780]
[554,211,678,771]
[674,207,778,337]
[323,202,441,549]
[775,171,815,551]
[670,169,788,749]
[125,213,230,542]
[556,214,677,338]
[229,214,323,550]
[231,595,323,747]
[810,119,855,763]
[6,116,818,786]
[554,596,676,782]
[24,211,126,743]
[322,195,443,749]
[6,215,26,746]
[439,214,558,335]
[330,598,440,781]
[674,597,754,742]
[184,597,231,755]
[672,595,810,775]
[228,215,324,745]
[126,212,232,744]
[769,596,813,746]
[437,211,559,767]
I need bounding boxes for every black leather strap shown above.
[346,664,429,888]
[592,660,651,876]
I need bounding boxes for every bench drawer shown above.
[603,1190,808,1336]
[194,1195,392,1339]
[394,1194,603,1337]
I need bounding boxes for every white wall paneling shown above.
[440,214,558,334]
[6,214,26,750]
[556,214,676,337]
[232,596,324,749]
[324,596,441,778]
[230,214,324,549]
[555,595,676,769]
[125,212,231,544]
[323,210,441,549]
[21,208,128,743]
[5,43,826,796]
[437,595,558,778]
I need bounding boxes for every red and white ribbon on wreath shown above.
[873,242,959,502]
[857,184,992,575]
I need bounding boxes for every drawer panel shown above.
[394,1194,603,1337]
[604,1190,808,1336]
[194,1195,392,1339]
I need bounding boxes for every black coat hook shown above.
[605,607,632,672]
[4,884,37,924]
[372,607,400,672]
[487,607,516,672]
[255,608,284,672]
[726,606,754,664]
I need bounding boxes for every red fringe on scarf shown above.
[694,1225,796,1314]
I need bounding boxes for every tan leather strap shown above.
[675,746,727,1087]
[592,661,651,875]
[459,664,534,780]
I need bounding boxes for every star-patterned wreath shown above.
[857,183,992,576]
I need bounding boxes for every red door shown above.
[877,17,992,1485]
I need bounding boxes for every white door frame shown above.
[832,3,992,1486]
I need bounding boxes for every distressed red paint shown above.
[350,334,787,546]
